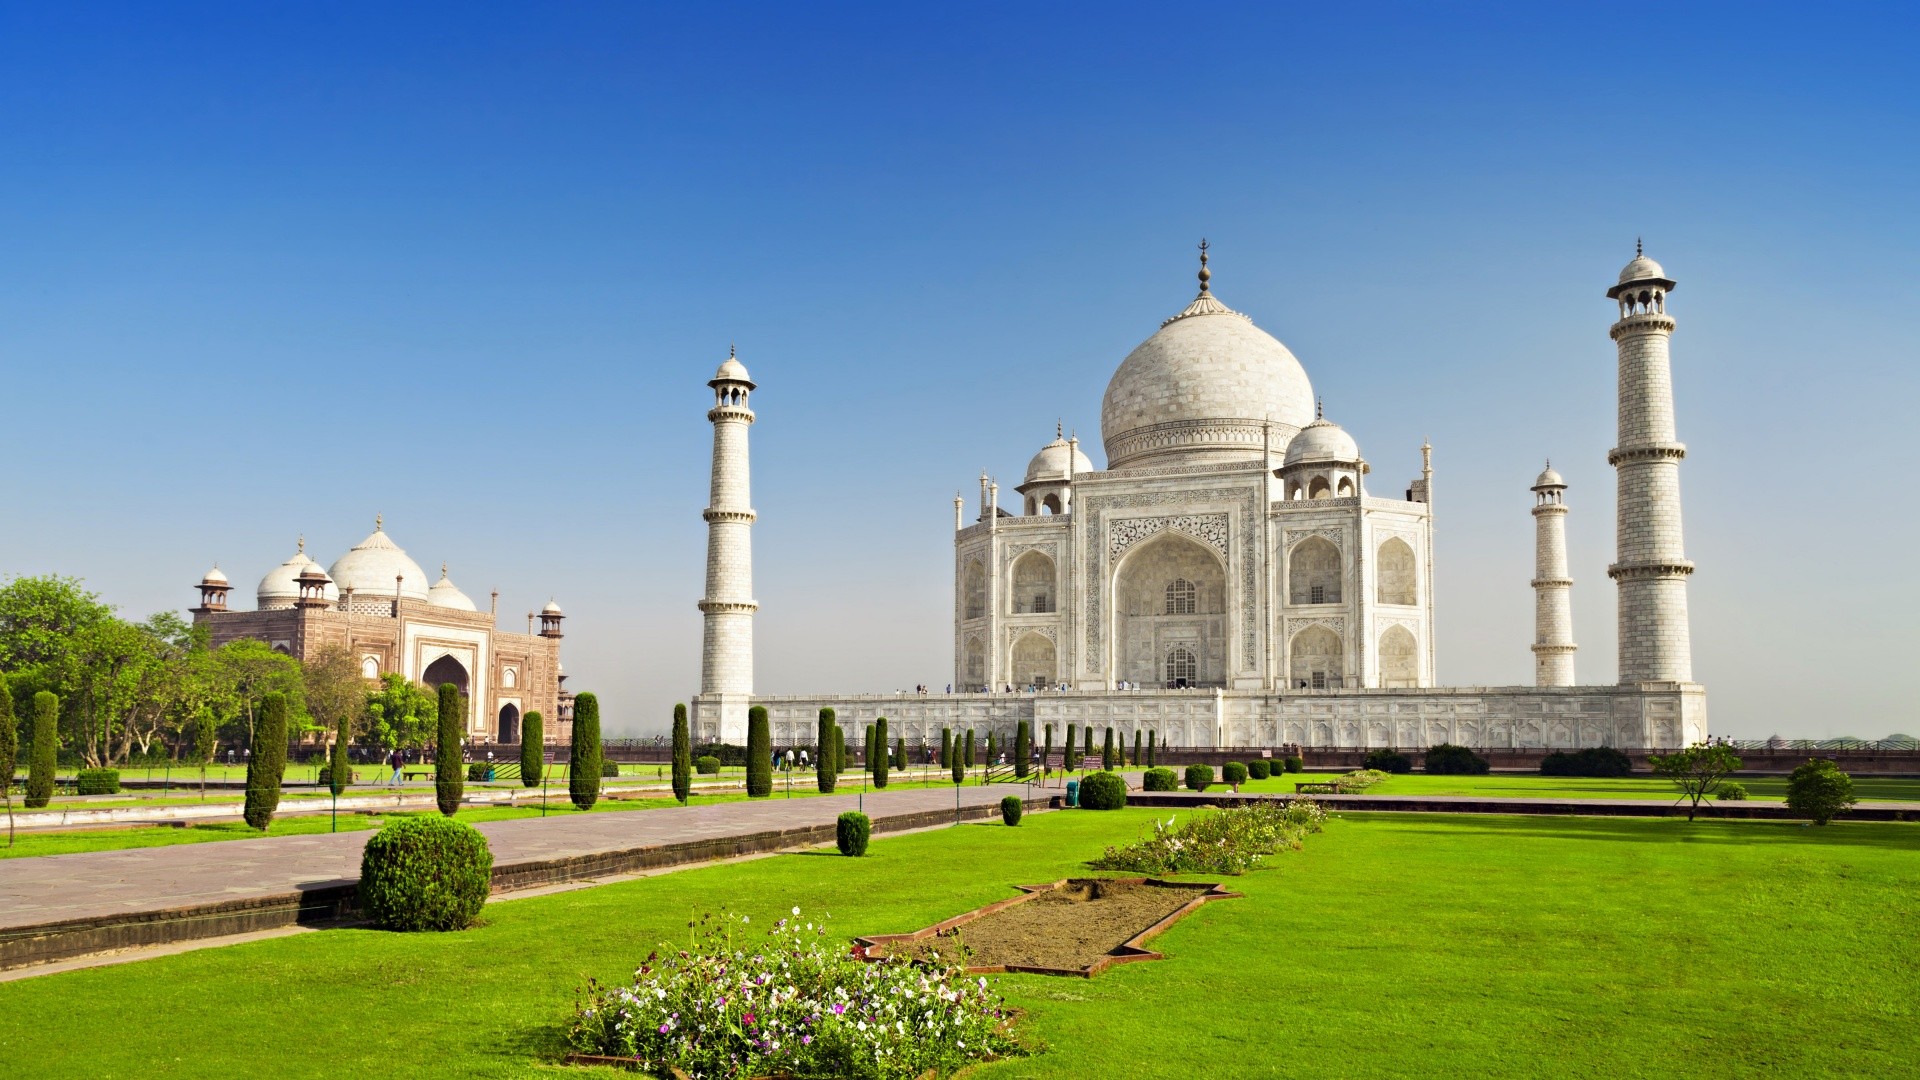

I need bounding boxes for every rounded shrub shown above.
[1364,748,1413,775]
[76,768,121,795]
[358,815,494,931]
[1716,781,1749,801]
[1184,763,1214,792]
[1539,747,1632,778]
[694,755,721,775]
[1248,759,1271,780]
[465,762,491,782]
[1424,743,1490,775]
[601,759,620,778]
[836,810,871,857]
[1786,758,1856,825]
[1142,766,1179,791]
[1079,770,1127,810]
[1283,756,1305,773]
[1000,794,1023,826]
[1222,762,1248,788]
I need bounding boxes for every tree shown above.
[864,723,876,774]
[1648,743,1742,822]
[190,706,217,800]
[1083,725,1094,766]
[985,731,995,769]
[569,692,602,811]
[364,672,437,750]
[1065,724,1077,769]
[939,726,951,769]
[872,716,889,789]
[1133,729,1142,767]
[964,729,975,773]
[244,691,288,830]
[1042,724,1053,771]
[208,639,307,746]
[950,732,965,785]
[521,711,544,788]
[814,707,835,795]
[895,737,905,772]
[0,685,15,845]
[832,724,845,783]
[0,575,114,671]
[303,643,364,748]
[25,691,56,809]
[1015,720,1031,779]
[1103,727,1115,770]
[329,712,351,797]
[1147,729,1157,767]
[746,705,771,797]
[1786,758,1856,825]
[434,681,464,817]
[672,703,692,802]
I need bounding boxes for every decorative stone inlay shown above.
[1283,527,1344,550]
[1286,617,1345,637]
[1080,487,1262,670]
[1107,514,1229,564]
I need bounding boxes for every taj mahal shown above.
[692,244,1706,751]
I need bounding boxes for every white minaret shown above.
[694,347,757,742]
[1606,244,1693,683]
[1530,463,1576,686]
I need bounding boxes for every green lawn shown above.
[1220,769,1920,802]
[0,808,1912,1078]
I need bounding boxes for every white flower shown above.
[792,906,801,916]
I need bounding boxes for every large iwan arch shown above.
[1113,531,1227,688]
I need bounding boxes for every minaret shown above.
[1606,244,1693,683]
[1530,463,1576,686]
[694,346,758,742]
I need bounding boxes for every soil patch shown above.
[858,877,1236,976]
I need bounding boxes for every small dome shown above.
[1617,253,1666,284]
[257,540,338,609]
[1282,417,1361,467]
[711,347,754,388]
[426,565,478,612]
[542,599,564,615]
[201,566,229,586]
[1534,463,1566,489]
[1023,431,1094,485]
[328,519,431,601]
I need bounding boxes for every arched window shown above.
[502,666,517,688]
[1164,578,1196,614]
[1041,493,1063,514]
[1166,646,1197,686]
[962,635,986,689]
[1289,625,1343,689]
[1377,538,1417,605]
[1379,626,1418,687]
[1010,632,1056,687]
[1010,551,1056,614]
[1288,537,1342,605]
[360,655,379,679]
[1308,476,1331,499]
[1336,476,1354,497]
[962,558,986,620]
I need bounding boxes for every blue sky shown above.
[0,3,1914,738]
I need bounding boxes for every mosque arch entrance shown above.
[497,703,520,744]
[1113,532,1227,688]
[422,654,471,734]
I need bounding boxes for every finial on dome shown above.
[729,342,736,359]
[297,534,305,554]
[1636,237,1643,257]
[375,513,383,531]
[1197,238,1211,294]
[1056,419,1063,440]
[1315,397,1324,421]
[441,561,448,577]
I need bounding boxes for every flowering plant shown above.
[1089,799,1327,875]
[569,907,1021,1079]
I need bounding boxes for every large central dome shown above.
[1100,256,1315,470]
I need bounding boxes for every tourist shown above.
[387,747,404,787]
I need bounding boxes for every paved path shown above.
[0,779,1054,938]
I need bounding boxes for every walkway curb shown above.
[1110,791,1920,821]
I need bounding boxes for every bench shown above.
[403,769,433,780]
[1295,782,1346,794]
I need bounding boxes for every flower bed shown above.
[1088,799,1327,875]
[568,908,1021,1079]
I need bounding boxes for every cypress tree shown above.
[244,691,287,830]
[1103,727,1115,770]
[0,687,15,844]
[833,724,845,780]
[873,717,889,789]
[964,729,975,770]
[1148,729,1157,767]
[1015,720,1031,779]
[569,691,602,810]
[671,703,692,803]
[1065,724,1077,770]
[1134,729,1143,768]
[329,713,351,797]
[864,723,876,774]
[940,726,952,768]
[25,691,55,809]
[746,705,772,797]
[814,707,835,794]
[895,737,905,771]
[1083,725,1094,766]
[435,681,464,817]
[1043,723,1054,772]
[951,734,965,785]
[521,711,544,788]
[986,731,995,769]
[192,706,217,799]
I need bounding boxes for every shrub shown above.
[521,710,544,788]
[1142,767,1179,791]
[1083,725,1094,763]
[950,736,965,785]
[1334,769,1390,791]
[1425,743,1490,775]
[940,726,952,769]
[329,715,351,797]
[1539,747,1633,778]
[1185,763,1214,791]
[964,729,975,769]
[1065,724,1077,769]
[0,689,14,817]
[465,762,491,782]
[601,759,620,778]
[357,815,493,931]
[812,707,834,796]
[26,691,57,809]
[1133,729,1142,767]
[1223,762,1249,788]
[1092,799,1328,876]
[836,810,870,856]
[76,768,120,795]
[1000,794,1023,826]
[1015,720,1031,778]
[1786,758,1856,825]
[1364,748,1413,774]
[745,706,771,797]
[694,755,720,775]
[669,704,692,801]
[1716,781,1749,801]
[244,691,288,830]
[569,692,602,811]
[1283,756,1304,773]
[1248,759,1271,780]
[435,681,464,817]
[871,716,888,790]
[1079,770,1127,810]
[1147,729,1157,767]
[1102,727,1115,770]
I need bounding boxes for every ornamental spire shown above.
[1197,238,1211,294]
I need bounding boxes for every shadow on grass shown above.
[1344,812,1919,852]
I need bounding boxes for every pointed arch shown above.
[1379,625,1418,687]
[1010,550,1055,614]
[1377,537,1417,606]
[1288,625,1343,689]
[962,557,986,620]
[1010,632,1056,687]
[1288,536,1343,605]
[1113,531,1228,689]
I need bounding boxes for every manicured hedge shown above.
[570,692,602,811]
[521,710,544,788]
[813,708,834,796]
[435,681,464,817]
[76,768,120,795]
[871,716,888,790]
[1142,767,1179,791]
[1078,770,1127,810]
[1222,762,1248,787]
[695,755,721,775]
[1000,794,1023,826]
[358,815,493,931]
[1184,763,1214,792]
[1015,721,1031,779]
[1716,781,1749,801]
[244,691,288,830]
[1425,743,1490,775]
[465,762,492,782]
[1283,756,1304,773]
[1364,748,1413,775]
[1539,747,1632,777]
[746,706,772,797]
[1248,759,1271,780]
[601,759,620,778]
[836,811,871,857]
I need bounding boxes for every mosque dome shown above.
[201,566,229,586]
[1282,416,1361,467]
[542,599,564,615]
[1023,430,1094,485]
[257,540,337,608]
[1534,463,1566,489]
[327,518,431,601]
[1101,250,1315,470]
[426,565,478,611]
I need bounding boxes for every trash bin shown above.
[1065,779,1079,808]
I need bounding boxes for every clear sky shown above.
[1,3,1914,740]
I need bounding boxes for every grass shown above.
[1211,769,1920,802]
[0,808,1912,1078]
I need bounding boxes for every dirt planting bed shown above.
[855,877,1238,977]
